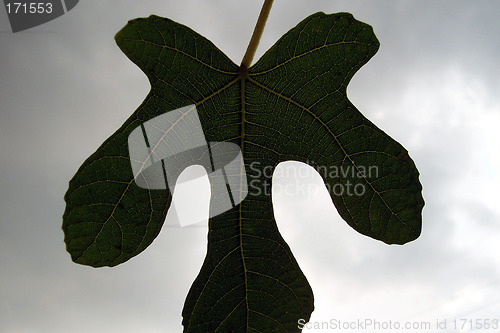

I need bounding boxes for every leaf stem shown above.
[240,0,274,70]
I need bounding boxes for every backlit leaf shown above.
[63,12,424,332]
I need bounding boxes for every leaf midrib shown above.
[238,73,250,331]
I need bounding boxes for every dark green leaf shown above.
[63,12,424,332]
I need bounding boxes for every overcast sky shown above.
[1,1,500,332]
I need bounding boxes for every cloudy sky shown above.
[1,1,500,332]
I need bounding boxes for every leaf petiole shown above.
[240,0,274,71]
